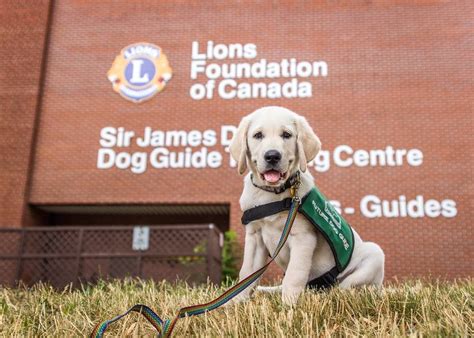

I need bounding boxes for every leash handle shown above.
[91,199,301,338]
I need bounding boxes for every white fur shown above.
[230,106,385,306]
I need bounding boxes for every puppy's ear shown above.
[229,116,251,175]
[296,116,321,172]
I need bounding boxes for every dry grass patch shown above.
[1,279,472,337]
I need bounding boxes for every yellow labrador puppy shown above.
[230,106,385,305]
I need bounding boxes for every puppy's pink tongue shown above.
[263,170,280,183]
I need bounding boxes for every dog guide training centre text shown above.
[98,126,456,219]
[1,1,472,288]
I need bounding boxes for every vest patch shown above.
[299,187,354,271]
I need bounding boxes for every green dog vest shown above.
[242,186,355,272]
[299,187,354,271]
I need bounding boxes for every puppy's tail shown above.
[256,285,282,294]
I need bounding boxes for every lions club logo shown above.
[107,43,172,103]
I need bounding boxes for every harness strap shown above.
[241,198,292,225]
[91,198,301,338]
[307,266,339,290]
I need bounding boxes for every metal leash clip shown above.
[290,172,301,205]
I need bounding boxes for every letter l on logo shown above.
[130,59,149,84]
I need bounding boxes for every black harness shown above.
[242,174,340,290]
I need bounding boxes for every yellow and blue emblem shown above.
[107,43,172,103]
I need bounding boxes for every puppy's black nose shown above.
[264,150,282,165]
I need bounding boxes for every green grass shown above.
[1,279,472,337]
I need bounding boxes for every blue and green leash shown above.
[91,185,301,337]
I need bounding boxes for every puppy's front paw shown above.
[281,289,300,306]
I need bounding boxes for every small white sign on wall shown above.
[132,226,150,251]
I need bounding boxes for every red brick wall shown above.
[0,0,52,227]
[3,1,473,280]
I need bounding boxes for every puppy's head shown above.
[229,106,321,186]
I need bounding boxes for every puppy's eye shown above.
[281,131,292,139]
[253,132,263,140]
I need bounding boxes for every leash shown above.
[90,182,301,338]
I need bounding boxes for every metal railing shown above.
[0,225,222,288]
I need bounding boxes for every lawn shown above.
[1,279,472,337]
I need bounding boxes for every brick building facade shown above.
[1,1,472,283]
